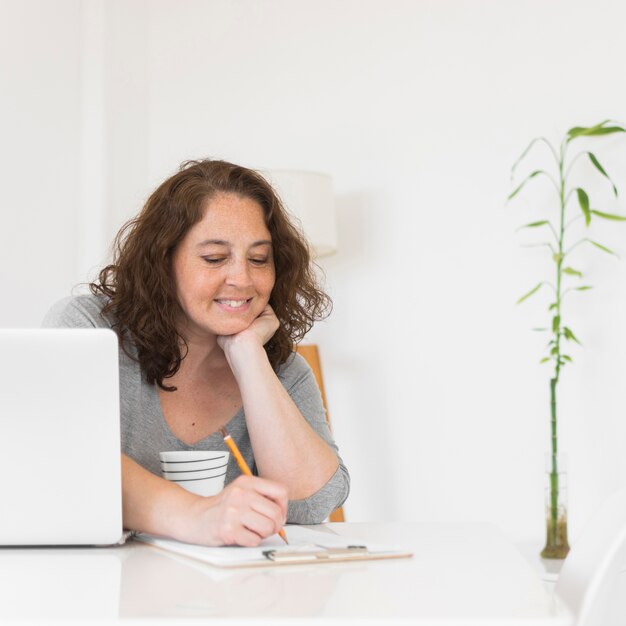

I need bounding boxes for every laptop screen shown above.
[0,329,122,545]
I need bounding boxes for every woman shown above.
[44,159,349,546]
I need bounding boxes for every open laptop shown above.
[0,328,123,545]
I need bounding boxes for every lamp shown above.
[263,170,337,258]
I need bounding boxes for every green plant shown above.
[509,120,626,558]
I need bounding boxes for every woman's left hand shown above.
[217,304,280,353]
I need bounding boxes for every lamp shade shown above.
[264,170,337,258]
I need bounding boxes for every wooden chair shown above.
[295,344,345,522]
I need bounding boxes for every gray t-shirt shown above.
[43,294,349,523]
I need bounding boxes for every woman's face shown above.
[171,192,276,341]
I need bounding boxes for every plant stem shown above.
[548,141,568,541]
[549,378,558,544]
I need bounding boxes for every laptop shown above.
[0,328,123,545]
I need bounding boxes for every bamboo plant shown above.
[509,120,626,558]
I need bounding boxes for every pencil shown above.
[220,427,289,545]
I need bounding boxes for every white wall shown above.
[0,0,82,323]
[3,0,626,543]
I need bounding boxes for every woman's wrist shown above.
[168,490,219,544]
[221,333,269,375]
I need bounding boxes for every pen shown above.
[220,427,289,545]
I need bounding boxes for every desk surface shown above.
[0,522,573,625]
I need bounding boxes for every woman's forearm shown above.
[223,339,339,500]
[121,453,197,539]
[121,454,289,546]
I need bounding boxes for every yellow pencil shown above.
[220,427,289,545]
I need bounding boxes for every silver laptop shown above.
[0,329,123,545]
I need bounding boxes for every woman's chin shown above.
[178,319,250,342]
[211,320,253,337]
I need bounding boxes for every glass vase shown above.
[540,453,570,559]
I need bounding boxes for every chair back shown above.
[555,488,626,626]
[295,344,345,523]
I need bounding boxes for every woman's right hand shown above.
[183,475,288,546]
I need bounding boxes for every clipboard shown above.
[134,526,413,569]
[262,544,411,565]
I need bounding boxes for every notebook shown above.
[0,328,123,546]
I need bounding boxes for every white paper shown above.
[135,525,376,567]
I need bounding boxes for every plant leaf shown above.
[532,327,548,332]
[567,120,611,138]
[511,137,554,178]
[516,220,550,231]
[521,242,556,253]
[568,121,625,139]
[563,327,582,344]
[563,266,583,278]
[540,357,551,364]
[552,315,561,332]
[588,239,618,257]
[561,355,573,362]
[516,282,544,304]
[548,302,557,311]
[508,170,547,200]
[590,209,626,221]
[574,285,593,291]
[588,152,619,197]
[567,120,610,139]
[585,126,626,136]
[577,188,591,226]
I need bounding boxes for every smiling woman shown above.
[43,159,350,547]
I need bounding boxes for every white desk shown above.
[0,522,573,625]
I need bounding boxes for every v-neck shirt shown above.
[43,294,350,523]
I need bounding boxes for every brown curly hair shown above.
[90,159,331,390]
